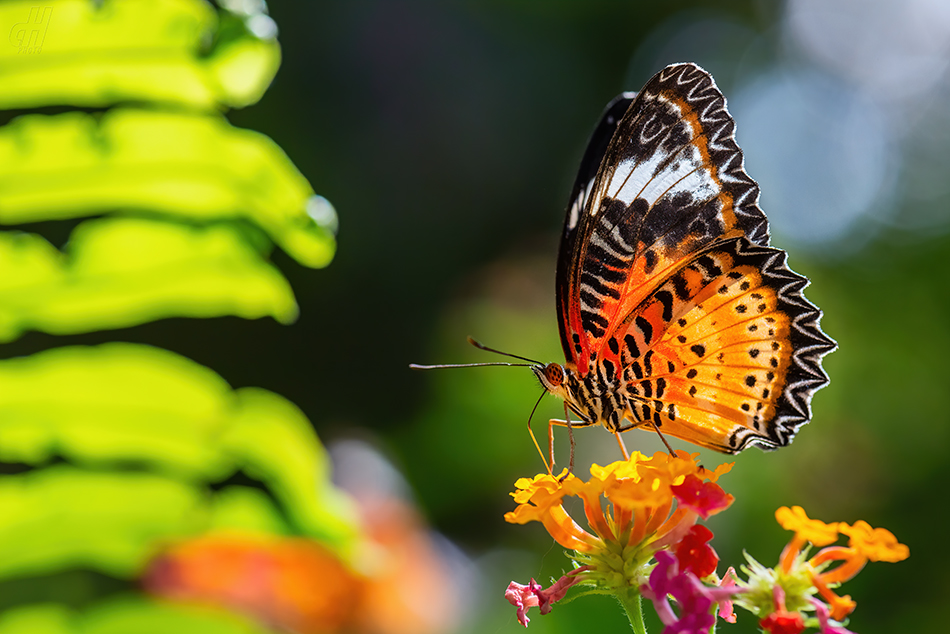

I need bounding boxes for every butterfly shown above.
[415,63,836,471]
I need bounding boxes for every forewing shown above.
[558,63,767,372]
[557,92,635,361]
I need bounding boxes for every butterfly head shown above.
[533,362,568,395]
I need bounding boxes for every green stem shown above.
[617,588,647,634]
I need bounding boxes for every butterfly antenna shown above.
[409,361,531,370]
[467,337,543,365]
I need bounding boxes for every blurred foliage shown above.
[0,0,279,109]
[0,110,335,268]
[0,0,360,631]
[0,219,296,340]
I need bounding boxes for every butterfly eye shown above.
[545,363,564,386]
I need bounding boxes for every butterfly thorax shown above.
[533,361,632,433]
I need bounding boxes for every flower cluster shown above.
[504,450,735,628]
[736,505,910,634]
[504,453,909,634]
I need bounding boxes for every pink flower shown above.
[641,550,739,634]
[504,567,587,627]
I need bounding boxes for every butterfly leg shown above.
[547,415,598,477]
[614,432,630,461]
[565,403,576,478]
[620,397,677,457]
[614,419,677,457]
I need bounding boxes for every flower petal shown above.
[675,524,719,578]
[839,520,909,563]
[505,580,539,627]
[775,506,840,546]
[671,475,734,519]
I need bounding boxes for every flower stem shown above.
[617,588,646,634]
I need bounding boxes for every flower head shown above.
[503,451,734,626]
[736,506,909,631]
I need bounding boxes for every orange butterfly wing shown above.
[556,63,835,452]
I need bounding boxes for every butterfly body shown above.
[542,63,836,455]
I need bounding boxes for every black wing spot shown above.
[671,274,690,301]
[667,360,676,373]
[749,348,759,359]
[644,249,657,272]
[735,304,747,314]
[758,303,768,313]
[643,350,654,375]
[688,385,697,397]
[656,378,667,398]
[686,368,698,379]
[589,312,609,330]
[608,338,619,354]
[770,357,779,368]
[741,403,750,411]
[748,324,758,332]
[771,342,780,351]
[740,281,750,291]
[631,361,644,379]
[718,285,729,295]
[691,344,705,357]
[636,316,653,344]
[727,271,743,280]
[766,372,775,381]
[745,375,756,387]
[667,403,676,420]
[655,290,674,322]
[762,388,770,399]
[625,334,641,358]
[677,318,687,327]
[677,335,687,344]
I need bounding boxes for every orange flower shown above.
[144,534,363,634]
[735,506,909,631]
[777,506,909,621]
[504,451,733,626]
[145,500,460,634]
[505,450,732,558]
